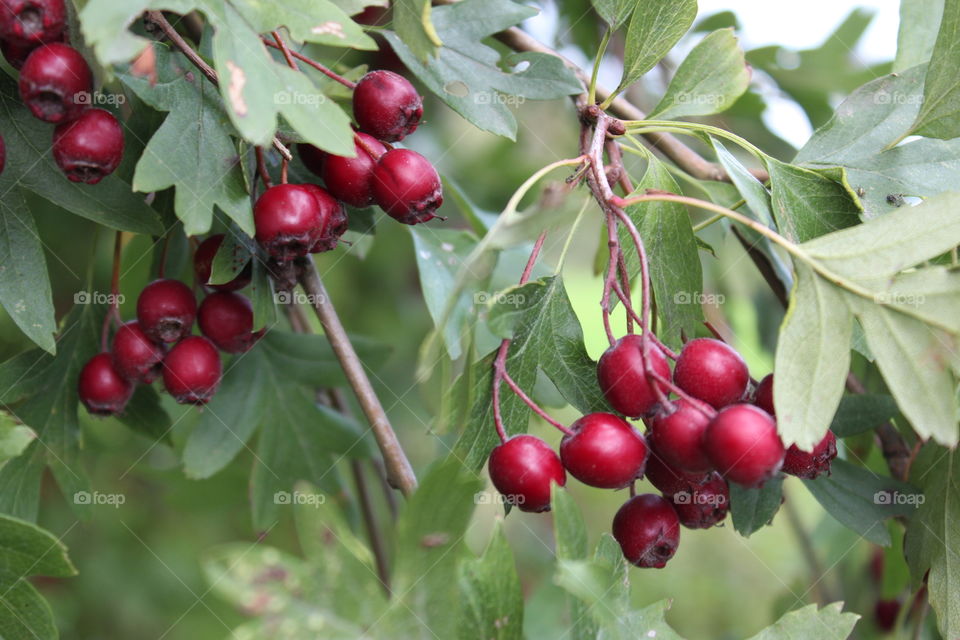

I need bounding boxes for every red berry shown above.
[254,184,327,261]
[754,373,774,415]
[297,143,326,177]
[198,291,263,354]
[612,494,680,568]
[673,338,750,409]
[596,334,670,418]
[193,234,251,292]
[559,413,647,489]
[704,404,784,487]
[874,599,900,633]
[300,184,347,253]
[488,434,565,512]
[19,43,91,123]
[162,336,222,405]
[78,353,133,415]
[650,400,713,473]
[0,0,65,46]
[352,70,423,142]
[52,108,124,184]
[371,149,442,224]
[782,431,837,479]
[322,132,386,207]
[111,321,164,383]
[669,472,730,529]
[136,279,197,344]
[1,37,36,69]
[644,447,711,497]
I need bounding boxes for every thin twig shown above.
[262,38,357,89]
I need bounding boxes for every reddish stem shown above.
[262,38,357,89]
[255,147,272,189]
[100,231,123,351]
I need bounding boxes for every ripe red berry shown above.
[111,321,164,383]
[78,353,134,415]
[488,434,566,512]
[322,132,386,207]
[193,234,251,292]
[52,108,125,184]
[754,373,774,415]
[1,37,36,69]
[198,291,263,354]
[162,336,222,405]
[559,413,647,489]
[254,184,327,261]
[0,0,65,46]
[612,494,680,568]
[596,334,670,418]
[352,70,423,142]
[782,431,837,479]
[874,599,900,633]
[136,279,197,344]
[19,43,92,123]
[673,338,750,409]
[650,400,713,473]
[371,149,443,224]
[644,447,710,497]
[669,472,730,529]
[300,184,347,253]
[704,404,784,487]
[297,143,326,177]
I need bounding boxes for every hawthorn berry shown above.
[352,70,423,142]
[371,149,443,224]
[162,336,222,405]
[650,400,714,473]
[193,234,251,292]
[0,0,65,46]
[322,132,386,207]
[254,184,327,261]
[297,143,326,177]
[52,108,124,184]
[703,404,784,487]
[673,338,750,409]
[300,183,348,253]
[111,321,164,383]
[874,599,900,633]
[596,334,670,418]
[78,352,134,415]
[754,373,774,415]
[669,472,730,529]
[559,413,647,489]
[612,494,680,568]
[488,434,565,512]
[1,37,36,69]
[644,447,711,498]
[782,431,837,479]
[198,291,263,354]
[136,278,197,344]
[19,43,92,123]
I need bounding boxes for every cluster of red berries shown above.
[78,235,261,415]
[0,0,124,183]
[254,70,442,261]
[488,335,838,569]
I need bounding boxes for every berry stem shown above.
[262,38,358,89]
[254,147,272,189]
[100,231,124,352]
[270,30,298,70]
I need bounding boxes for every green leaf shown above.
[115,385,172,444]
[78,0,151,66]
[393,0,442,60]
[209,231,254,286]
[829,394,899,438]
[895,0,945,71]
[329,0,387,15]
[232,0,376,50]
[249,258,278,331]
[0,442,44,521]
[746,603,859,640]
[551,486,597,640]
[907,0,960,139]
[767,160,862,243]
[0,414,34,467]
[729,476,784,537]
[617,0,697,92]
[590,0,638,29]
[458,523,524,640]
[648,29,751,119]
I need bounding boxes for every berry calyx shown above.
[300,184,347,253]
[52,108,125,184]
[650,400,713,473]
[703,404,785,487]
[0,0,65,45]
[352,70,423,142]
[111,321,164,383]
[161,336,222,405]
[193,234,251,292]
[136,278,197,344]
[321,132,386,208]
[198,291,263,354]
[254,184,327,261]
[488,434,566,512]
[596,334,670,418]
[559,413,647,489]
[371,149,443,224]
[782,431,837,479]
[78,352,134,415]
[19,43,92,123]
[668,472,730,529]
[612,494,680,568]
[754,373,775,415]
[673,338,750,409]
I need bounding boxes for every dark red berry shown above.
[488,434,566,512]
[650,400,713,473]
[111,321,164,383]
[300,184,347,253]
[704,404,784,487]
[254,184,327,261]
[353,70,423,142]
[673,338,750,409]
[0,0,65,46]
[52,108,125,184]
[669,472,729,529]
[19,43,92,123]
[297,143,326,177]
[136,279,197,344]
[612,494,680,568]
[162,336,222,405]
[371,149,443,224]
[644,447,711,497]
[193,234,251,292]
[559,413,647,489]
[78,353,133,416]
[754,373,774,415]
[874,599,900,633]
[322,132,386,207]
[782,431,837,479]
[1,37,36,69]
[596,334,671,418]
[198,292,263,354]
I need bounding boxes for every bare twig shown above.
[263,38,357,89]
